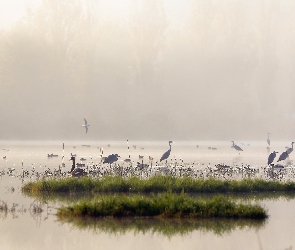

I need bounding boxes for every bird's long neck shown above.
[70,158,75,172]
[169,142,172,151]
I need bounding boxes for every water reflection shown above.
[57,217,266,237]
[3,190,274,237]
[0,199,56,223]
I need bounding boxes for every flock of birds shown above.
[1,122,294,181]
[81,118,292,167]
[52,134,295,180]
[231,133,294,168]
[267,142,294,166]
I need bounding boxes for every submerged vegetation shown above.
[22,176,295,194]
[57,193,267,219]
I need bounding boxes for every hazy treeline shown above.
[0,0,295,141]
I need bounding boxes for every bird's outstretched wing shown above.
[84,118,87,125]
[85,126,88,133]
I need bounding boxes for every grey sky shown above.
[0,0,294,141]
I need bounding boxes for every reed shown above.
[57,192,267,219]
[22,176,295,194]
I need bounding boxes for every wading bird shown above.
[160,141,173,162]
[286,142,295,155]
[277,151,289,162]
[268,151,278,165]
[69,156,86,177]
[231,141,243,152]
[267,133,271,146]
[82,118,90,133]
[103,154,120,164]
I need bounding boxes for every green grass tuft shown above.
[57,193,267,219]
[22,176,295,194]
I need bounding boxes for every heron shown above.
[103,154,120,164]
[81,118,90,133]
[231,141,243,152]
[277,151,289,162]
[69,156,86,177]
[268,151,278,165]
[160,141,173,162]
[286,142,295,155]
[267,133,271,146]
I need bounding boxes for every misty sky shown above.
[0,0,295,141]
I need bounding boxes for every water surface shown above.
[0,141,294,250]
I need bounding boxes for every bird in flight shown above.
[82,118,90,133]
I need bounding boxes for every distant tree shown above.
[128,0,167,86]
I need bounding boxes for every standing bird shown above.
[267,133,271,146]
[277,151,289,162]
[124,138,131,162]
[82,118,90,133]
[268,151,278,165]
[286,142,295,155]
[69,156,86,177]
[160,141,173,162]
[103,154,120,164]
[231,141,243,152]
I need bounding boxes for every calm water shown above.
[0,141,295,250]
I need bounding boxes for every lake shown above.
[0,141,294,250]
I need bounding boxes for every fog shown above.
[0,0,295,141]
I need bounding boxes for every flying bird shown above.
[82,118,90,133]
[160,141,173,162]
[268,151,278,165]
[231,141,243,152]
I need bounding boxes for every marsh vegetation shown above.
[22,176,295,194]
[57,192,267,219]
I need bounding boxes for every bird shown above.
[69,156,86,177]
[267,133,271,146]
[160,141,173,162]
[286,142,295,155]
[277,151,289,162]
[81,118,90,133]
[103,154,120,164]
[231,141,243,152]
[268,151,278,165]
